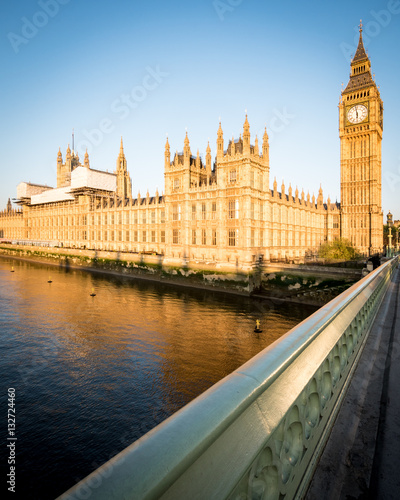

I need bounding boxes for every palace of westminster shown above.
[0,26,384,267]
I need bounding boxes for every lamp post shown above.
[388,226,393,257]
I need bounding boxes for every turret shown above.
[84,149,90,168]
[183,131,191,167]
[165,136,170,170]
[115,137,132,199]
[230,136,235,155]
[56,148,63,188]
[206,141,211,177]
[217,121,224,162]
[196,149,200,169]
[262,127,269,166]
[254,135,259,156]
[243,114,250,156]
[317,185,324,207]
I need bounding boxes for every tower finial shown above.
[359,19,363,33]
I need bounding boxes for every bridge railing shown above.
[58,256,398,500]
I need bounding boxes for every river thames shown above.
[0,257,318,499]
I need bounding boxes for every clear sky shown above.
[1,0,399,219]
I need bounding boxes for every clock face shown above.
[347,104,368,124]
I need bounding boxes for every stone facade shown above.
[339,22,383,254]
[0,27,382,267]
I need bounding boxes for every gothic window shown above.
[228,229,238,247]
[172,204,181,221]
[192,229,196,245]
[212,230,217,246]
[151,231,156,243]
[211,202,216,219]
[192,204,196,220]
[228,200,235,219]
[202,229,206,245]
[201,203,206,220]
[142,230,147,242]
[161,211,165,223]
[161,230,165,243]
[229,169,237,183]
[151,211,156,224]
[173,178,180,191]
[173,229,179,244]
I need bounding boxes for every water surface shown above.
[0,257,317,499]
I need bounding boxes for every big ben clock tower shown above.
[339,21,383,255]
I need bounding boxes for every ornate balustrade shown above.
[58,256,398,500]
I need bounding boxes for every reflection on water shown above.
[0,257,317,499]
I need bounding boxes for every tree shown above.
[319,238,361,261]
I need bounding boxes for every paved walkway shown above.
[307,265,400,499]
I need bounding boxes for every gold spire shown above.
[352,20,368,63]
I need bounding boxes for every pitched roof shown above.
[343,71,374,93]
[352,31,368,63]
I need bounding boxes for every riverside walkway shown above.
[307,263,400,499]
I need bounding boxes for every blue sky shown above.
[1,0,400,219]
